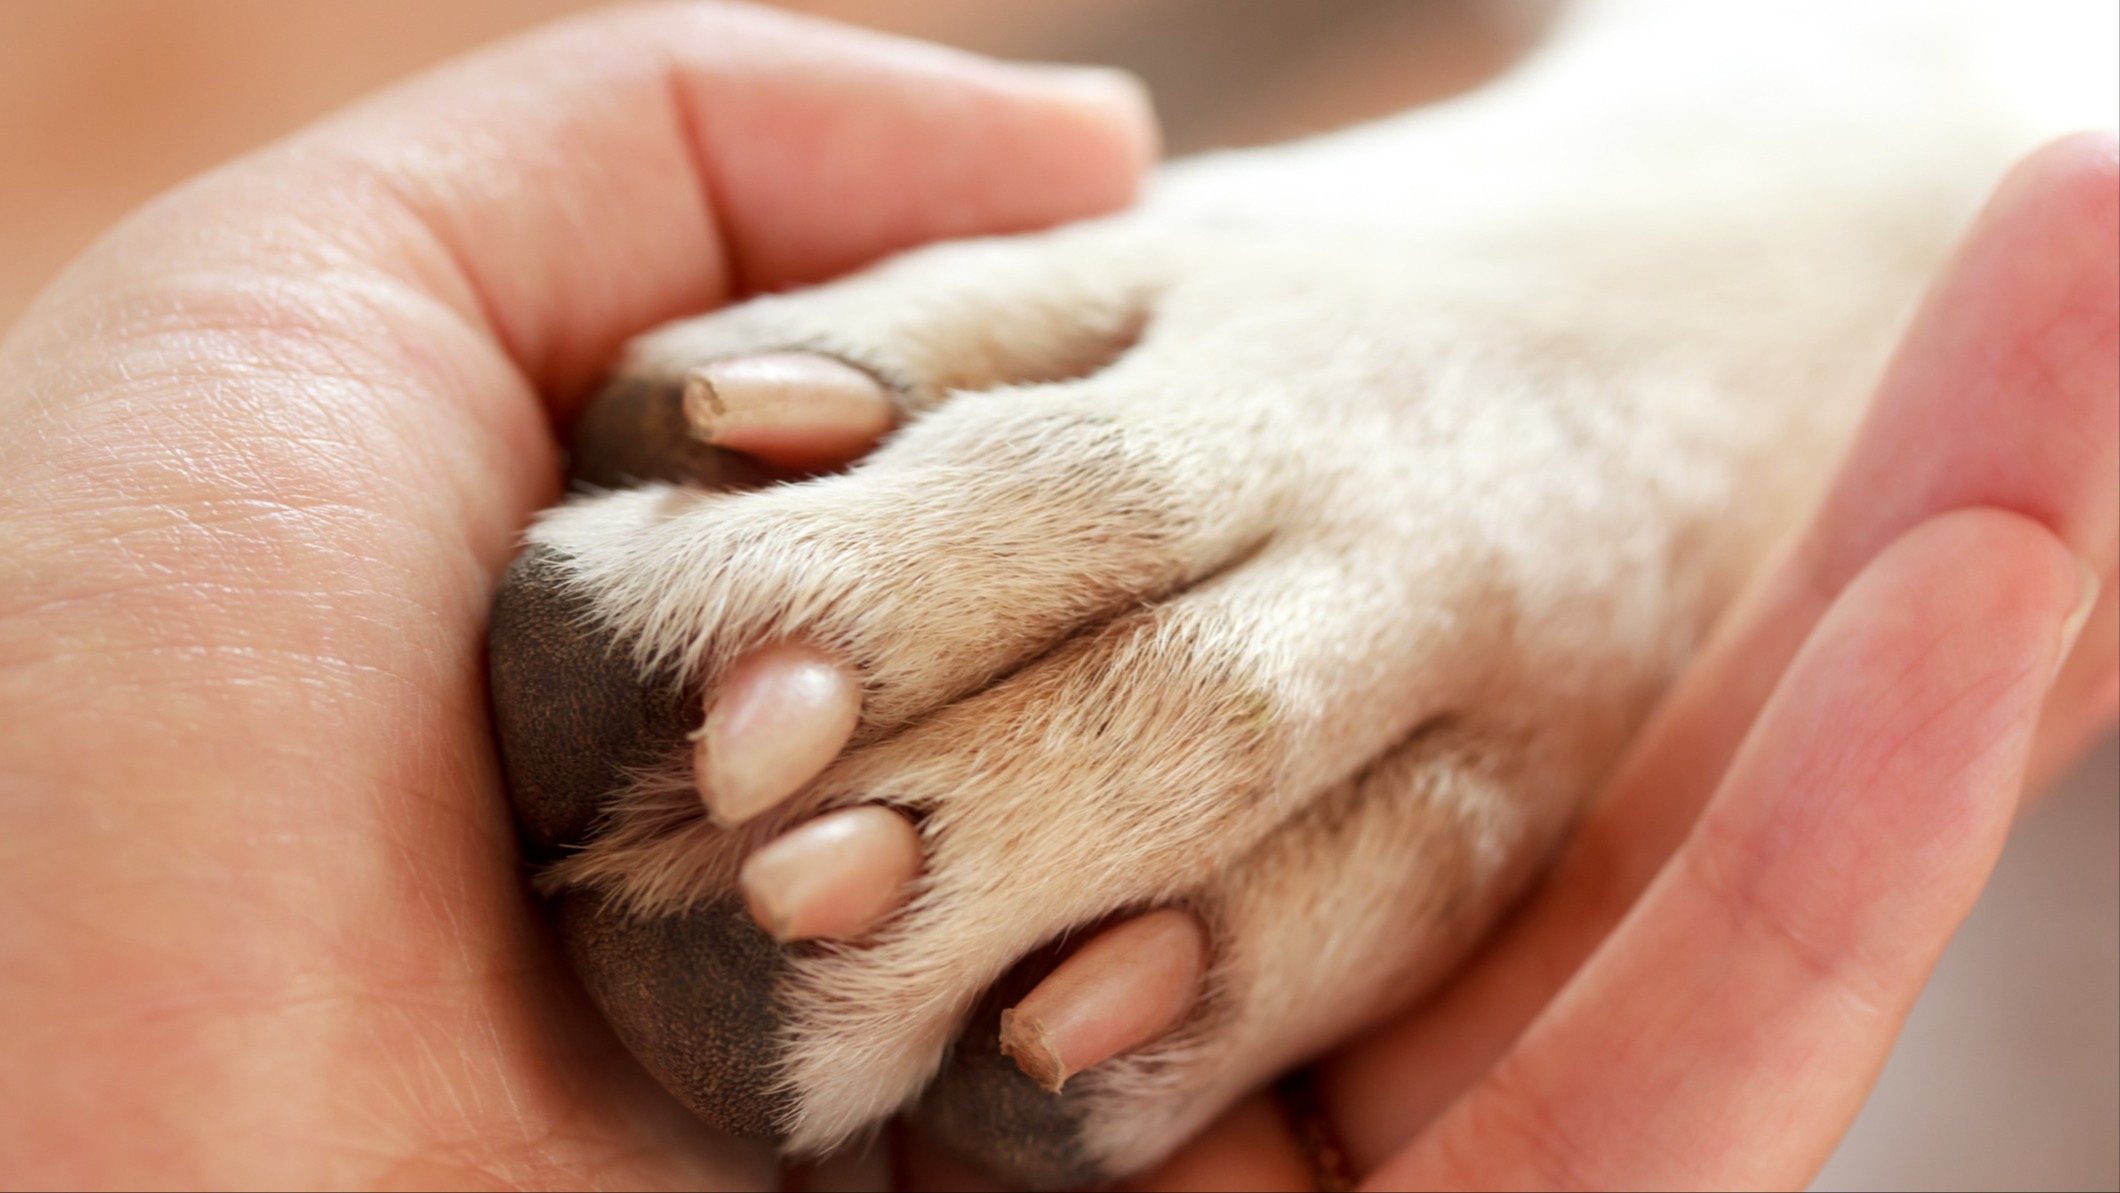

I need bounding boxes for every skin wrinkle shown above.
[16,201,485,418]
[14,254,538,688]
[319,136,633,393]
[11,366,524,605]
[658,55,739,313]
[1679,838,1896,1022]
[3,577,449,684]
[1433,1052,1607,1193]
[1682,537,2073,1025]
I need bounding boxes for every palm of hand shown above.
[0,262,763,1184]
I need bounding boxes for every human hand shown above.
[1133,132,2119,1192]
[0,6,1151,1186]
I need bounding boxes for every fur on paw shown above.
[490,205,1735,1184]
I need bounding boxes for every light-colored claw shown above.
[693,642,863,826]
[683,353,895,470]
[999,908,1209,1093]
[740,806,924,942]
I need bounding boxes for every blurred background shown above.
[1,3,2112,1188]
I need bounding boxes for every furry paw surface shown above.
[485,1,2099,1182]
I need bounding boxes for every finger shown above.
[1323,131,2120,1166]
[1800,129,2117,787]
[1805,131,2117,592]
[1601,129,2117,922]
[13,3,1154,404]
[1371,510,2092,1191]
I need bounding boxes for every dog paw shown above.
[488,201,1730,1187]
[484,8,2056,1176]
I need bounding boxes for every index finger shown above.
[5,1,1155,398]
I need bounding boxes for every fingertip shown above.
[1871,510,2090,664]
[1013,63,1162,182]
[2007,128,2118,213]
[1805,130,2119,594]
[1974,129,2118,337]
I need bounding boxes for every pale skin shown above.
[0,5,2111,1191]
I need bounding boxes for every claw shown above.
[741,806,924,942]
[999,909,1208,1092]
[694,642,863,826]
[684,353,895,470]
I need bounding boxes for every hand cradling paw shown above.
[485,6,2101,1180]
[3,0,2108,1189]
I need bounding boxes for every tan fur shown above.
[529,0,2115,1171]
